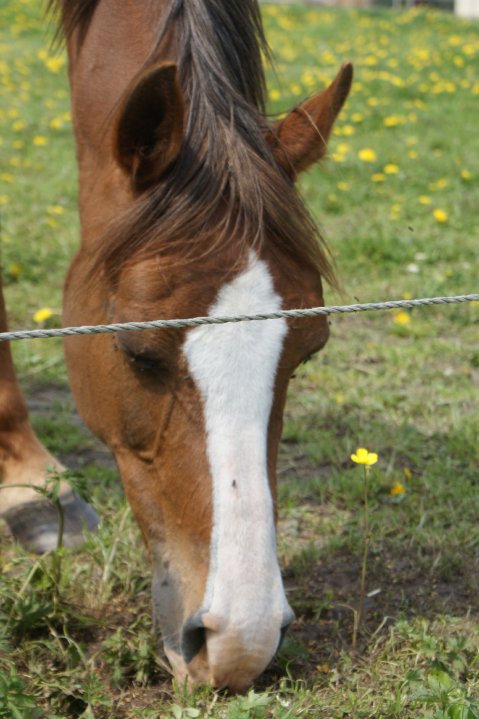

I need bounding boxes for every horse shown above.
[0,0,352,692]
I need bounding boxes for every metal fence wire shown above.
[0,293,477,343]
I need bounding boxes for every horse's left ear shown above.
[114,62,184,192]
[267,63,353,178]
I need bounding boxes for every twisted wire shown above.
[0,294,477,343]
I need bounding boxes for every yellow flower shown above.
[383,115,404,127]
[429,178,448,191]
[8,263,23,280]
[33,307,54,324]
[50,117,64,130]
[351,448,378,466]
[358,148,377,163]
[461,169,472,180]
[337,181,349,191]
[419,195,431,205]
[384,163,399,174]
[394,311,411,325]
[45,56,65,73]
[403,467,412,479]
[390,481,406,497]
[351,112,363,123]
[33,135,48,146]
[371,173,385,182]
[47,205,65,215]
[433,208,448,223]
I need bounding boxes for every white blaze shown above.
[183,252,290,650]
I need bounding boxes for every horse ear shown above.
[268,63,353,178]
[114,62,184,192]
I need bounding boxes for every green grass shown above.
[1,1,479,717]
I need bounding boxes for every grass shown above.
[1,1,479,717]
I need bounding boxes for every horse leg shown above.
[0,275,98,552]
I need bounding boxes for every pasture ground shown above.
[0,1,478,717]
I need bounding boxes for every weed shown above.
[0,668,41,719]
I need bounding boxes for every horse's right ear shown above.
[114,62,184,192]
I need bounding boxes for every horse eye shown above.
[126,351,167,374]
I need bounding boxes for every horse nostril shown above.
[181,613,206,663]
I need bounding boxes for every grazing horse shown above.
[0,0,352,691]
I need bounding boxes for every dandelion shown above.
[8,263,23,280]
[384,163,399,175]
[390,481,406,496]
[371,173,385,182]
[337,181,349,191]
[461,169,472,180]
[394,311,411,325]
[419,195,431,205]
[33,135,48,146]
[390,203,402,219]
[433,208,448,223]
[50,117,64,130]
[429,178,448,191]
[383,115,403,127]
[45,56,65,73]
[351,446,378,649]
[358,148,377,163]
[47,205,65,215]
[351,448,378,466]
[33,307,54,324]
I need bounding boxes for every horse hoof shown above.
[3,491,99,553]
